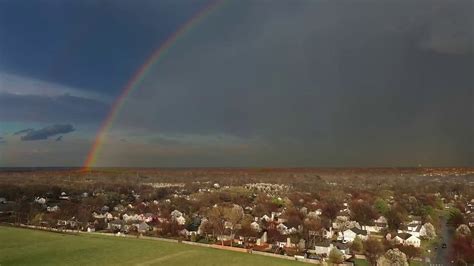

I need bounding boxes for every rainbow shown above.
[83,0,225,169]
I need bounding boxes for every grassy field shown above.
[354,258,423,266]
[0,226,304,266]
[353,258,369,266]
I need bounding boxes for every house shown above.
[276,223,289,235]
[339,228,368,242]
[179,229,189,236]
[256,231,267,245]
[312,241,333,256]
[123,213,140,222]
[114,204,126,212]
[276,237,296,248]
[46,205,59,212]
[135,222,150,233]
[362,216,388,234]
[108,219,125,231]
[170,209,186,225]
[57,218,78,228]
[468,215,474,228]
[271,211,282,220]
[224,221,233,229]
[179,229,197,237]
[390,233,421,247]
[250,221,261,232]
[86,224,96,232]
[261,214,272,222]
[144,213,154,223]
[362,224,381,234]
[95,212,113,220]
[59,192,70,200]
[409,216,422,224]
[334,242,351,255]
[321,227,334,239]
[217,234,233,242]
[398,223,422,237]
[300,207,308,216]
[197,218,208,235]
[175,216,186,225]
[34,197,46,205]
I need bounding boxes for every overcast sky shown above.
[0,0,472,167]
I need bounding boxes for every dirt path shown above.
[134,250,197,266]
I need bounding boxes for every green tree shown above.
[448,208,466,227]
[328,248,344,265]
[351,236,363,253]
[374,198,389,215]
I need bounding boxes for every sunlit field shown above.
[0,226,303,266]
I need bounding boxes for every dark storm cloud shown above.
[1,0,472,166]
[113,0,473,166]
[13,128,33,135]
[417,2,473,55]
[17,124,75,141]
[0,93,109,124]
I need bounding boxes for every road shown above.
[431,216,454,265]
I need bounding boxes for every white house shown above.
[277,223,289,235]
[398,223,422,237]
[375,216,388,224]
[321,227,334,239]
[390,233,421,247]
[34,197,46,205]
[175,215,186,225]
[261,214,272,222]
[312,242,333,256]
[405,234,421,247]
[250,221,261,232]
[362,216,388,234]
[46,205,59,212]
[339,228,368,242]
[276,237,295,248]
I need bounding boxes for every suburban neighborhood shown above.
[1,168,473,265]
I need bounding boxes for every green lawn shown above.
[0,226,304,266]
[353,258,369,266]
[355,258,423,266]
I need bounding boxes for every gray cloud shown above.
[13,128,33,135]
[2,1,471,167]
[417,2,473,55]
[0,93,109,124]
[17,124,75,141]
[107,0,473,166]
[0,137,5,144]
[55,136,63,142]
